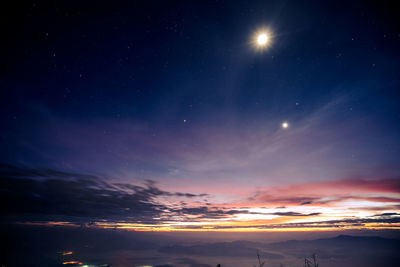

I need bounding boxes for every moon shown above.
[251,29,272,51]
[257,33,268,46]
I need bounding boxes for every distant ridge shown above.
[158,235,400,259]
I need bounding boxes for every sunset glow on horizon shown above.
[11,166,399,232]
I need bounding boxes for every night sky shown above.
[1,1,400,232]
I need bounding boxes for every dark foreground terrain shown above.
[1,225,400,267]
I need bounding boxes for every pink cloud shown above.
[251,178,400,206]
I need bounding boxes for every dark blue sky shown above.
[3,1,399,122]
[2,1,400,172]
[1,1,400,231]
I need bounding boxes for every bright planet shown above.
[282,121,289,129]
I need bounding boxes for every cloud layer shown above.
[1,163,400,231]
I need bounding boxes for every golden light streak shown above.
[22,219,398,232]
[62,261,83,265]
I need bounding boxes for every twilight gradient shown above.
[1,1,400,232]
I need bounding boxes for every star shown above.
[282,122,289,129]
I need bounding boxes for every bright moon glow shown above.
[257,33,268,45]
[251,29,272,51]
[282,122,289,129]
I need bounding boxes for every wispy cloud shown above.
[0,164,207,225]
[249,177,400,206]
[2,163,400,231]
